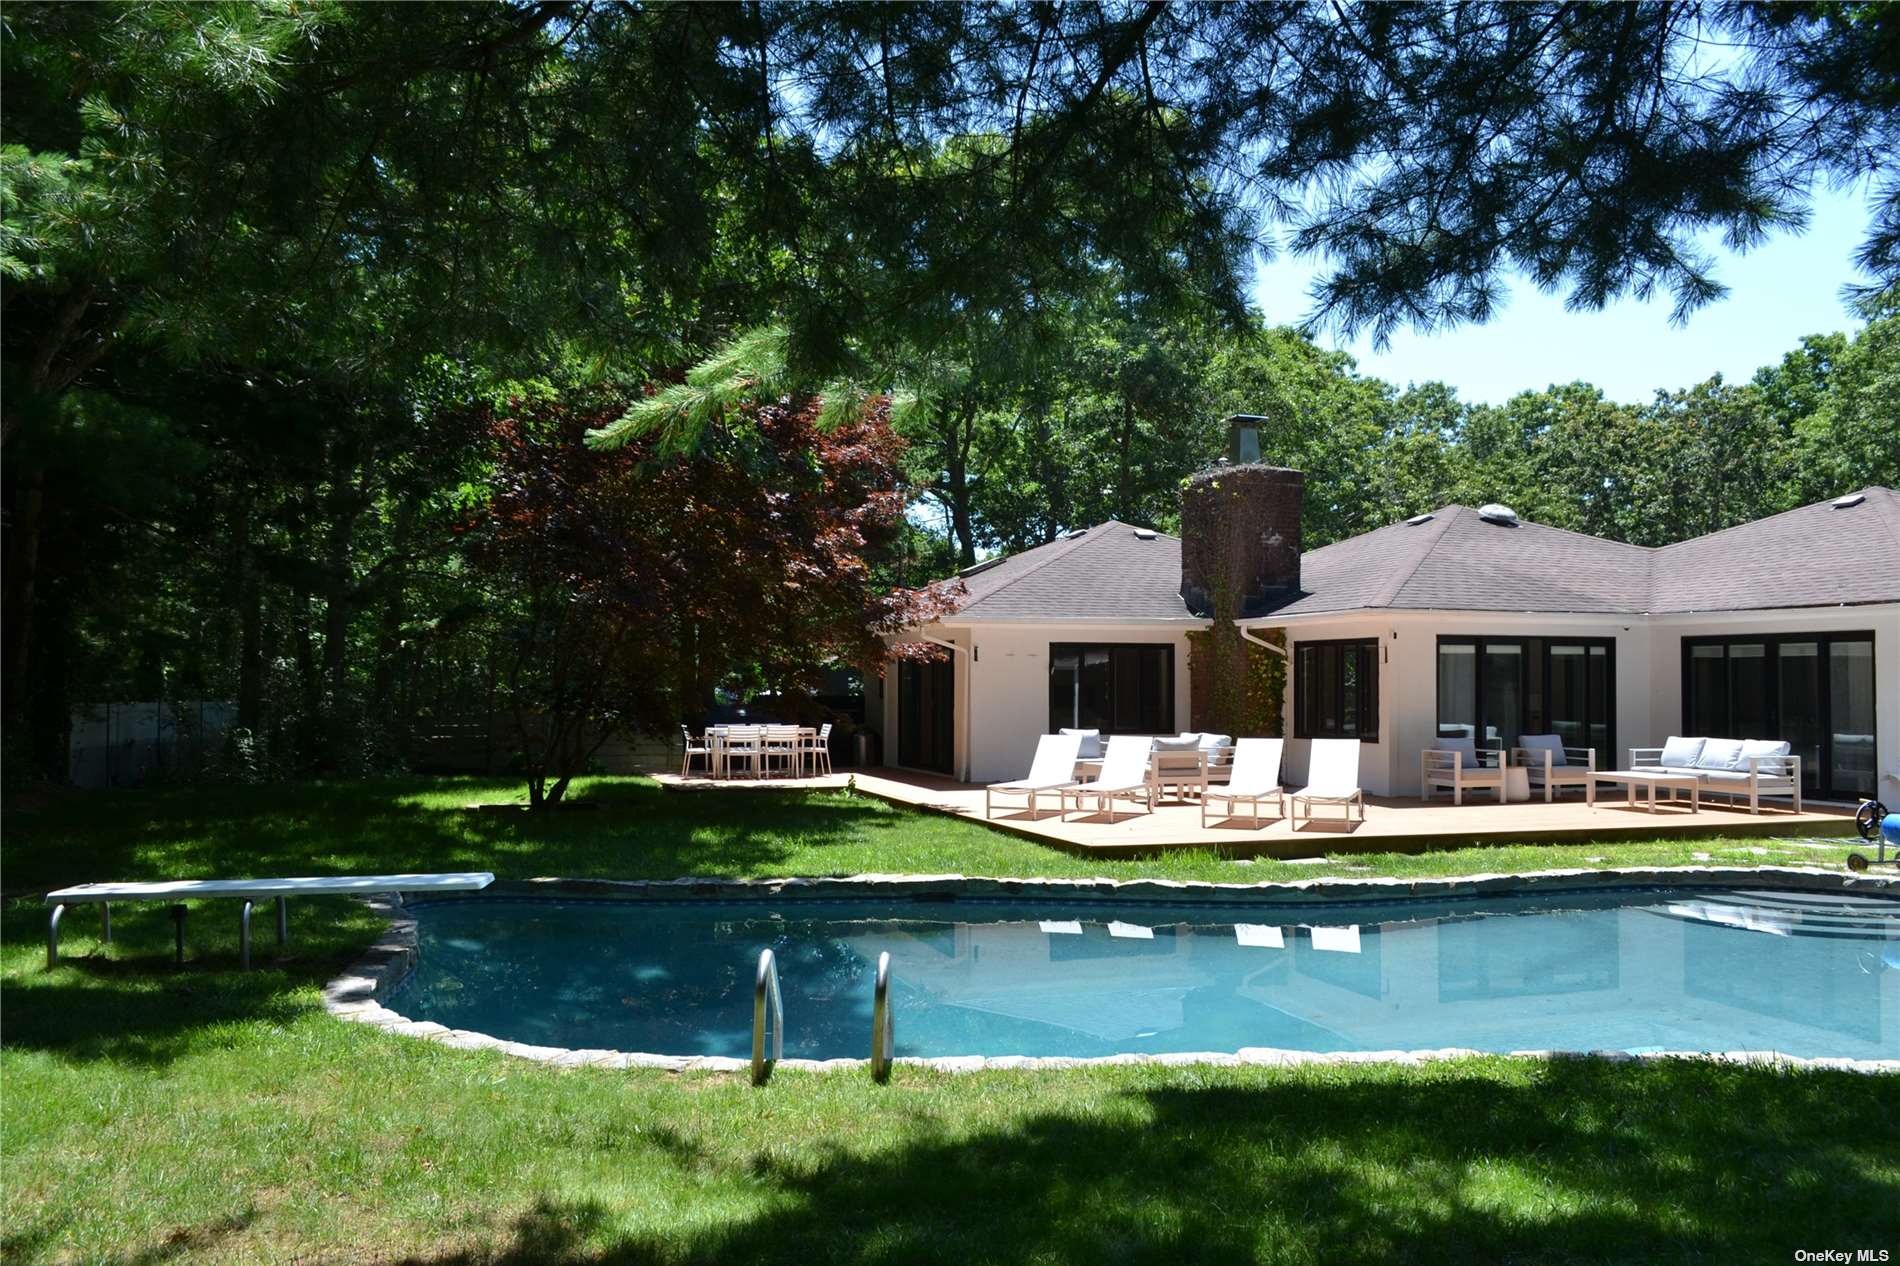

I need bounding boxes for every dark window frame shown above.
[1294,637,1381,741]
[1680,631,1877,801]
[1048,642,1175,736]
[1435,635,1617,763]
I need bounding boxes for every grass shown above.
[3,776,1893,1264]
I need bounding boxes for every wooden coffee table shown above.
[1590,770,1700,813]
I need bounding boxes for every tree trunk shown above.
[371,498,417,716]
[943,405,977,567]
[1116,395,1135,520]
[3,468,47,735]
[321,440,361,713]
[234,493,265,733]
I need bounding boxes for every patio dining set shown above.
[679,723,834,780]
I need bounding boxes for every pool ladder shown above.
[749,948,896,1085]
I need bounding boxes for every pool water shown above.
[392,888,1900,1061]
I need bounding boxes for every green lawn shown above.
[3,776,1893,1264]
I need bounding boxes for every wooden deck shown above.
[651,769,1857,858]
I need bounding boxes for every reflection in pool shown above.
[390,888,1899,1061]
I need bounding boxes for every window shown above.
[1683,633,1876,800]
[1295,639,1380,740]
[1437,637,1615,761]
[1049,643,1173,734]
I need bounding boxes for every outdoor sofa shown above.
[1628,736,1802,813]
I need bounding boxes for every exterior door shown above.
[898,656,955,775]
[1681,633,1876,800]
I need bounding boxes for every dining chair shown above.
[805,723,833,777]
[680,725,712,778]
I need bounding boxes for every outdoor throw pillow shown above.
[1520,734,1567,767]
[1059,728,1103,759]
[1696,738,1747,771]
[1658,736,1705,768]
[1737,739,1792,768]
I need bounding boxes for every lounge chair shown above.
[1201,738,1285,827]
[1511,735,1596,802]
[985,732,1085,819]
[1290,738,1365,828]
[1420,736,1506,805]
[1061,734,1157,823]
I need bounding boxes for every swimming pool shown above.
[386,886,1899,1063]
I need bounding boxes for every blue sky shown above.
[1250,183,1878,405]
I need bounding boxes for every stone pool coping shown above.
[321,866,1900,1075]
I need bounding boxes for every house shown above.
[872,418,1900,804]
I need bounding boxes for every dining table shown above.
[703,725,823,779]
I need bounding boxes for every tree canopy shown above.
[3,1,1895,786]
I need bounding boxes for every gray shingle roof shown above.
[1273,488,1900,616]
[1275,506,1652,616]
[934,489,1900,625]
[1649,487,1900,613]
[946,521,1192,622]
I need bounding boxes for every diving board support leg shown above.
[172,904,188,963]
[101,902,111,944]
[47,903,65,969]
[239,900,253,971]
[276,896,289,946]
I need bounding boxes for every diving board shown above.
[44,872,494,970]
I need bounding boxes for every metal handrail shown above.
[870,950,894,1083]
[752,948,782,1085]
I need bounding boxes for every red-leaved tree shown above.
[462,390,959,807]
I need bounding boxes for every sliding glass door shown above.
[1680,633,1876,800]
[1437,637,1616,764]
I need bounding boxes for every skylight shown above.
[1832,493,1866,510]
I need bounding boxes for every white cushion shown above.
[1658,736,1705,769]
[1060,728,1102,759]
[1696,770,1751,784]
[1432,737,1477,759]
[1738,739,1791,766]
[1152,735,1200,752]
[1196,732,1233,751]
[1696,738,1746,771]
[1519,734,1567,767]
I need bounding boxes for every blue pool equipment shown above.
[1848,800,1899,871]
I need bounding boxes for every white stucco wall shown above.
[1277,605,1899,801]
[887,603,1900,801]
[884,622,1199,784]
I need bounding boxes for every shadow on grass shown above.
[384,1061,1896,1266]
[1,778,919,1068]
[2,776,912,898]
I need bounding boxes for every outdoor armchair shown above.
[1511,735,1596,802]
[1421,736,1507,805]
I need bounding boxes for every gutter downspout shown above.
[917,633,972,784]
[1239,624,1291,750]
[1239,625,1288,657]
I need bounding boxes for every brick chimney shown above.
[1179,416,1303,619]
